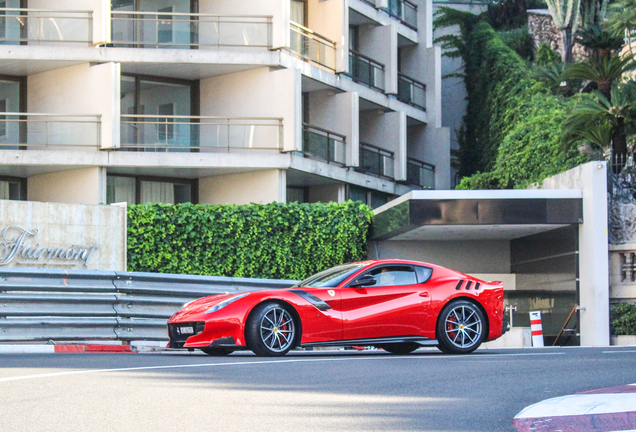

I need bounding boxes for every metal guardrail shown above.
[358,143,394,179]
[0,268,295,343]
[397,73,426,110]
[289,21,336,71]
[347,50,385,91]
[300,123,346,165]
[0,113,101,149]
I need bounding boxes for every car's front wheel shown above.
[436,300,485,354]
[246,302,297,357]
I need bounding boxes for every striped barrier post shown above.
[529,311,544,347]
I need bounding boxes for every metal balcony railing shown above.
[0,8,92,45]
[111,12,272,49]
[289,21,336,71]
[301,124,346,165]
[358,143,394,179]
[383,0,417,29]
[406,157,435,189]
[119,115,282,152]
[347,50,385,91]
[397,73,426,110]
[0,113,101,149]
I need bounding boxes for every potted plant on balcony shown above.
[610,303,636,345]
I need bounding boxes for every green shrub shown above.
[499,28,535,61]
[434,10,587,189]
[535,42,562,66]
[127,201,373,280]
[611,303,636,335]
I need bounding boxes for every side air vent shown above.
[475,282,481,290]
[465,281,473,290]
[455,280,464,290]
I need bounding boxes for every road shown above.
[1,347,635,431]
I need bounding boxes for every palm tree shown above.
[563,82,636,165]
[606,0,636,51]
[532,61,573,95]
[566,55,636,100]
[575,23,623,60]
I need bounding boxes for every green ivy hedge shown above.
[611,303,636,336]
[127,201,373,280]
[435,10,587,189]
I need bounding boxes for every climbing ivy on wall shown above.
[435,9,587,189]
[127,201,373,280]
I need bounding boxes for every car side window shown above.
[367,265,417,287]
[415,266,433,284]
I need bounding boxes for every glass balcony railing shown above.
[383,0,417,29]
[111,12,272,49]
[357,143,394,179]
[0,8,92,45]
[119,115,282,152]
[289,22,336,71]
[406,157,435,189]
[397,73,426,110]
[301,124,346,165]
[0,113,101,149]
[347,50,385,91]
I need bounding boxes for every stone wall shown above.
[527,9,587,61]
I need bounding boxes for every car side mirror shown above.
[349,275,376,288]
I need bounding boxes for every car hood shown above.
[171,293,248,320]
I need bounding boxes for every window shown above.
[0,99,5,137]
[286,187,306,203]
[158,103,174,142]
[0,176,25,200]
[290,0,306,26]
[157,6,173,44]
[365,265,418,287]
[107,175,196,205]
[347,185,393,209]
[0,2,6,40]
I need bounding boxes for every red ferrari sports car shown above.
[168,259,507,356]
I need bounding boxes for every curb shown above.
[0,344,135,354]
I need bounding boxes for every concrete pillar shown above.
[199,169,285,205]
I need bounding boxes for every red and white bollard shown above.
[529,311,544,347]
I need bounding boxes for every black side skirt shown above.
[301,336,438,348]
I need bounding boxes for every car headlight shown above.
[205,293,249,314]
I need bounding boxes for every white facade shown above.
[0,0,450,208]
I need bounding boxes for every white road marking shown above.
[0,351,564,383]
[515,393,636,418]
[603,350,636,354]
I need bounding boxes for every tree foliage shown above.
[127,201,373,280]
[611,303,636,335]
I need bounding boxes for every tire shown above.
[436,300,486,354]
[246,302,297,357]
[378,343,420,355]
[200,347,234,356]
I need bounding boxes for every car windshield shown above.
[293,263,367,288]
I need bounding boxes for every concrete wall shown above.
[200,67,299,152]
[27,62,121,149]
[308,0,348,72]
[199,0,286,48]
[27,167,103,205]
[199,169,284,204]
[358,24,397,94]
[539,161,610,347]
[360,110,406,181]
[28,0,109,45]
[369,239,511,274]
[307,90,359,166]
[0,199,125,271]
[407,124,451,190]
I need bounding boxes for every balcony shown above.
[357,143,394,179]
[406,157,435,189]
[0,113,101,149]
[301,124,346,165]
[383,0,417,30]
[397,73,426,110]
[347,50,385,91]
[119,115,282,152]
[111,12,272,49]
[0,8,92,45]
[289,22,336,71]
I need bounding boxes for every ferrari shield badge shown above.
[328,290,335,297]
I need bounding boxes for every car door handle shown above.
[419,291,429,298]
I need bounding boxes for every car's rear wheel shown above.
[436,300,485,354]
[378,343,420,354]
[246,302,297,357]
[200,347,234,356]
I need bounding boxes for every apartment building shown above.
[0,0,449,209]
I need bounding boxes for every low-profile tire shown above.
[436,300,486,354]
[200,347,234,356]
[246,302,297,357]
[378,343,420,355]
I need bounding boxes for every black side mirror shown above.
[349,275,376,288]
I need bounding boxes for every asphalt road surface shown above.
[1,347,635,432]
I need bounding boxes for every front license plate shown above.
[179,326,194,335]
